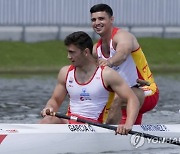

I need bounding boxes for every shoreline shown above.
[0,65,180,75]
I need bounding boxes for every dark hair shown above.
[64,31,93,54]
[90,4,113,17]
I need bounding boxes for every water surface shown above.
[0,73,180,153]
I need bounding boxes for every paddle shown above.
[46,110,180,146]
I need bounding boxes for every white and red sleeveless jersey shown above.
[66,65,114,123]
[96,27,138,87]
[96,27,158,95]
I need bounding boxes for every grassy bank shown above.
[0,38,180,73]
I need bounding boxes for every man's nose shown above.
[95,19,100,25]
[67,53,71,59]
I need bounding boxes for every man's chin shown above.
[95,30,102,35]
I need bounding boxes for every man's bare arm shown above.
[41,66,69,116]
[102,67,140,128]
[108,30,139,66]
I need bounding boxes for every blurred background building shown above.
[0,0,180,42]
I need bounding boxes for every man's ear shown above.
[84,48,89,56]
[111,16,114,23]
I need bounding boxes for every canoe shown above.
[0,123,180,154]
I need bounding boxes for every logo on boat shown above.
[0,135,7,144]
[0,129,18,133]
[130,133,145,148]
[140,124,168,131]
[68,124,95,132]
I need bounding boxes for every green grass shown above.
[0,41,69,70]
[138,38,180,66]
[0,38,180,73]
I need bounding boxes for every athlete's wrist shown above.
[107,59,113,68]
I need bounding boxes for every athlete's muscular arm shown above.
[108,30,139,67]
[102,67,140,134]
[41,66,69,117]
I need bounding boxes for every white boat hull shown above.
[0,124,180,154]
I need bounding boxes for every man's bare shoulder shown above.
[59,65,71,73]
[115,28,134,40]
[102,66,121,80]
[57,65,71,82]
[102,66,124,87]
[114,28,139,50]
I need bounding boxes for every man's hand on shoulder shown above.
[98,58,113,67]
